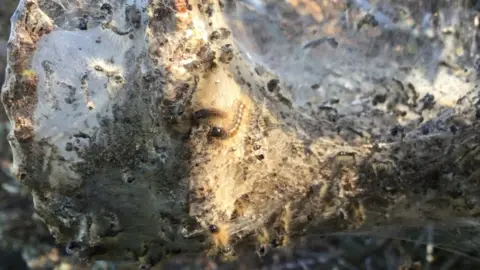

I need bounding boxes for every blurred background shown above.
[2,0,480,269]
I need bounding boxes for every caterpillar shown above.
[192,108,227,124]
[209,102,245,139]
[172,0,191,30]
[228,102,246,137]
[174,0,189,13]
